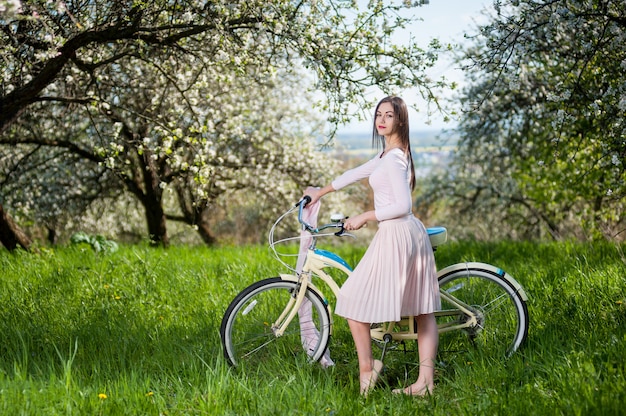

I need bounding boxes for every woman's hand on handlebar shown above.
[343,211,374,231]
[302,186,323,206]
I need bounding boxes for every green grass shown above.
[0,240,625,415]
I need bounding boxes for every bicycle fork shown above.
[271,277,310,337]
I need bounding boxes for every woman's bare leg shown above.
[394,313,438,396]
[347,319,383,395]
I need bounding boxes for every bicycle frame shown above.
[270,245,528,344]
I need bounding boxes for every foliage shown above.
[69,231,118,253]
[0,0,448,247]
[0,142,122,235]
[0,240,624,414]
[429,0,626,240]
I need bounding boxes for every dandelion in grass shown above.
[146,391,154,397]
[98,393,108,400]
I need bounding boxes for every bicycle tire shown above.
[437,265,529,358]
[220,277,331,369]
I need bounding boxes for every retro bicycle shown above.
[220,197,529,370]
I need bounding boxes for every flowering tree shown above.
[0,0,444,248]
[0,138,121,243]
[431,0,625,240]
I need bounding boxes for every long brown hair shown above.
[371,96,416,190]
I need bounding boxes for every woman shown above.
[304,96,440,396]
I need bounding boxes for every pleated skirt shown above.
[335,215,440,323]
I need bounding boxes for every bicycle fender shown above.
[437,262,529,301]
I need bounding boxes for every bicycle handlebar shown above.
[268,198,353,271]
[296,196,347,237]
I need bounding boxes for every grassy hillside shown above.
[0,240,624,415]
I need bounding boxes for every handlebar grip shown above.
[297,195,312,207]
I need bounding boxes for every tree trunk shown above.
[120,144,170,247]
[196,211,216,245]
[47,227,58,245]
[0,203,32,251]
[174,185,216,245]
[144,198,169,247]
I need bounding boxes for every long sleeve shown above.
[331,149,412,222]
[331,154,381,191]
[370,150,412,221]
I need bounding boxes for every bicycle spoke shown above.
[240,338,278,360]
[480,292,511,314]
[437,267,528,358]
[221,278,331,368]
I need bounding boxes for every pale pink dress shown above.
[333,148,440,323]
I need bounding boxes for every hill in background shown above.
[333,129,457,177]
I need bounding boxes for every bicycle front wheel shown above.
[220,277,331,370]
[437,264,529,359]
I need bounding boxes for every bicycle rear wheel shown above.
[220,277,331,370]
[437,265,529,359]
